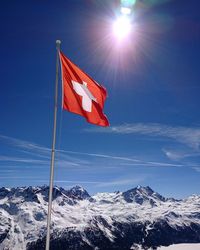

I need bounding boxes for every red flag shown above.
[59,51,109,127]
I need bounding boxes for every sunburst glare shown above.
[113,15,132,40]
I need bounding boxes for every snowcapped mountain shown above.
[0,185,200,250]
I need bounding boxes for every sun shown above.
[113,15,131,41]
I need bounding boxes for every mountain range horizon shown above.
[0,184,200,249]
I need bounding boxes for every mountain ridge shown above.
[0,185,200,250]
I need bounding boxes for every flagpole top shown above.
[56,40,61,49]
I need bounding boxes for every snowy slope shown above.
[0,185,200,250]
[158,243,200,249]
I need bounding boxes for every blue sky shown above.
[0,0,200,198]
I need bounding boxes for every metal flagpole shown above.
[45,40,61,250]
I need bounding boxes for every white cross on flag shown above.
[59,51,109,127]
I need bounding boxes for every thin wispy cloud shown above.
[59,150,140,163]
[0,134,195,173]
[60,150,186,168]
[20,150,50,160]
[192,167,200,173]
[146,161,184,167]
[0,176,45,180]
[121,162,184,167]
[162,148,200,161]
[96,177,145,188]
[56,160,80,167]
[37,179,144,188]
[54,180,102,184]
[0,134,88,167]
[0,170,16,173]
[53,178,147,188]
[86,123,200,149]
[0,135,50,154]
[0,155,48,164]
[0,134,199,194]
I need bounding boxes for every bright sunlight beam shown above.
[113,15,131,41]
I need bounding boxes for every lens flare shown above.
[121,0,137,7]
[113,16,131,40]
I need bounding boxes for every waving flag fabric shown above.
[59,52,109,127]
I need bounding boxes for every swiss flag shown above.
[59,52,109,127]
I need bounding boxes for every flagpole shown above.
[45,40,61,250]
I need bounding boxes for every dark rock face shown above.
[35,186,65,202]
[0,188,10,199]
[0,231,9,244]
[27,219,200,250]
[65,185,91,200]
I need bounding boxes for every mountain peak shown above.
[122,186,165,205]
[71,185,85,192]
[136,185,154,193]
[67,185,91,200]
